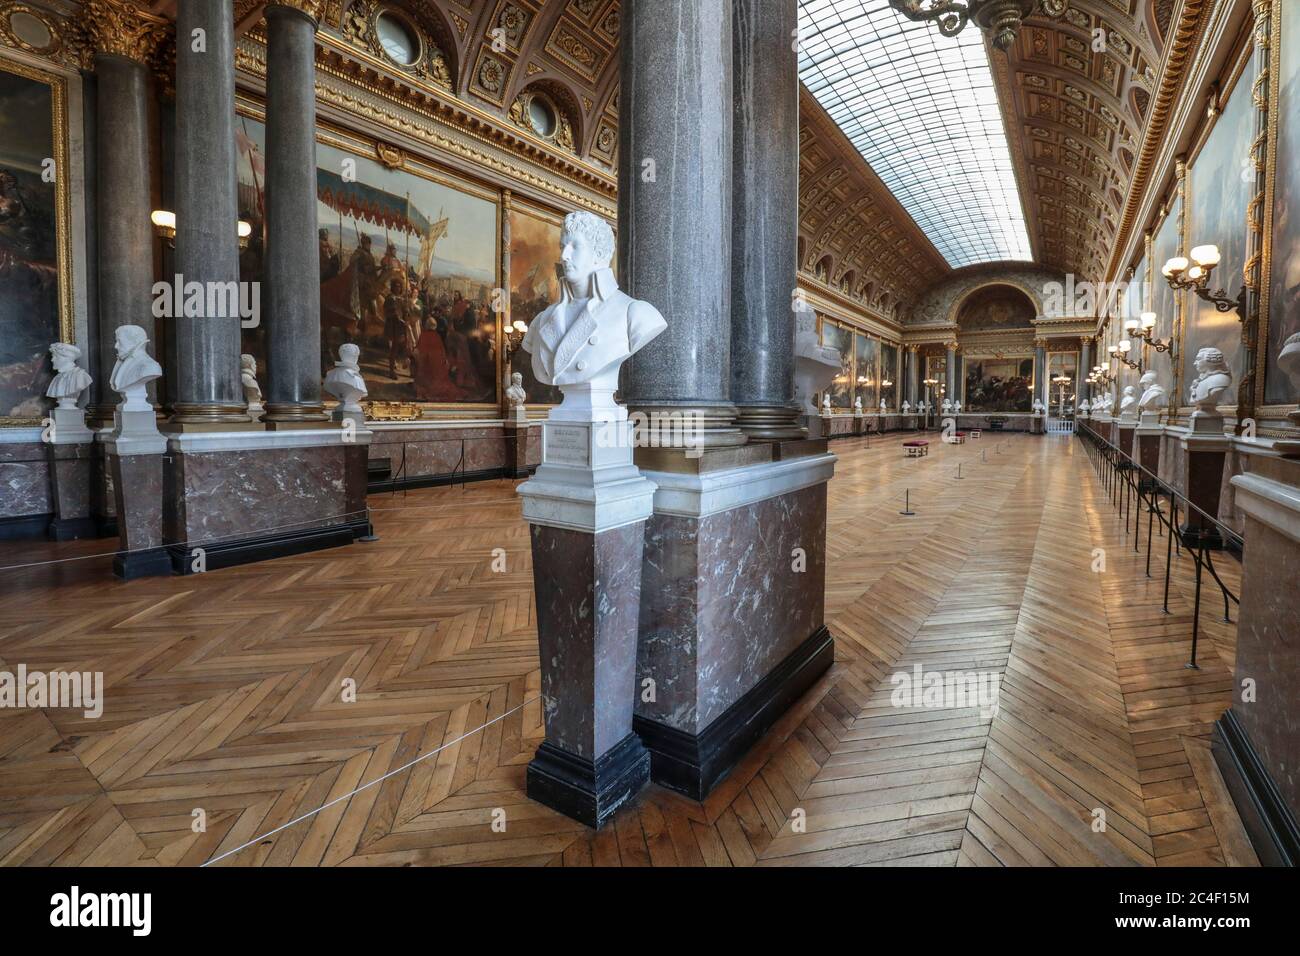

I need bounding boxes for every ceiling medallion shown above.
[888,0,1068,51]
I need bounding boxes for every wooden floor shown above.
[0,432,1257,866]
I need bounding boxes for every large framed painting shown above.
[234,113,500,407]
[880,341,899,410]
[1264,0,1300,405]
[820,318,853,409]
[0,58,71,424]
[1185,73,1253,392]
[964,357,1033,412]
[508,201,562,406]
[854,333,879,409]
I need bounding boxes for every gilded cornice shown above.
[80,0,171,64]
[265,0,327,23]
[1105,0,1211,282]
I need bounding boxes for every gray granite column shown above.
[906,346,919,406]
[262,2,328,422]
[619,0,745,448]
[84,16,165,423]
[171,0,249,423]
[1080,337,1092,406]
[945,342,957,405]
[1034,341,1047,407]
[729,0,802,440]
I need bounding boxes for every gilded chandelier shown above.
[888,0,1068,51]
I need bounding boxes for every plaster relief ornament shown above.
[794,310,842,416]
[241,353,264,418]
[325,343,368,424]
[506,371,528,422]
[1119,385,1137,420]
[46,343,92,409]
[520,211,665,421]
[109,324,162,412]
[1187,347,1232,417]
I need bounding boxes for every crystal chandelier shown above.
[888,0,1068,51]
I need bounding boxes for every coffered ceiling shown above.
[991,0,1174,280]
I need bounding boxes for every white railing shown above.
[1046,417,1075,434]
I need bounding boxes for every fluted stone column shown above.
[171,0,248,423]
[729,0,802,440]
[263,2,328,422]
[619,0,744,448]
[83,2,170,423]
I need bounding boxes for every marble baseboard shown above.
[635,480,828,737]
[1214,710,1300,867]
[366,424,529,484]
[526,733,651,830]
[0,440,52,528]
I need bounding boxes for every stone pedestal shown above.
[518,417,657,827]
[1179,414,1231,548]
[632,445,836,799]
[1134,423,1162,483]
[46,442,95,540]
[1217,456,1300,865]
[164,429,371,573]
[106,442,168,580]
[503,421,536,479]
[1117,422,1135,459]
[1030,415,1044,435]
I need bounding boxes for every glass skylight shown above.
[797,0,1033,268]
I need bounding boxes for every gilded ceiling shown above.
[991,0,1172,281]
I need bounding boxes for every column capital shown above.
[905,344,919,353]
[1034,337,1050,349]
[265,0,327,25]
[80,0,171,65]
[944,340,959,353]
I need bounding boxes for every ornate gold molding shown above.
[266,0,327,23]
[80,0,170,64]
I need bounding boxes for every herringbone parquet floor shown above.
[0,432,1255,866]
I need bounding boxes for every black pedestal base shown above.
[1212,710,1300,866]
[168,517,371,574]
[526,732,651,829]
[48,516,98,541]
[114,547,173,580]
[1179,521,1225,550]
[634,625,834,800]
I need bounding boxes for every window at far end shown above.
[376,10,420,66]
[527,96,558,138]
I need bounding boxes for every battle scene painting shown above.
[964,357,1033,412]
[0,64,63,421]
[508,204,562,406]
[235,116,499,406]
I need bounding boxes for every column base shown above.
[635,625,833,800]
[48,517,98,541]
[168,403,253,425]
[526,732,651,829]
[629,402,748,449]
[735,403,808,441]
[263,402,331,423]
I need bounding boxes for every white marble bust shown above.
[953,400,961,413]
[506,371,527,408]
[520,211,665,420]
[109,325,162,412]
[1119,385,1137,419]
[941,398,952,413]
[1280,331,1300,389]
[901,400,911,413]
[240,353,264,416]
[325,343,368,419]
[1032,398,1045,414]
[879,399,886,412]
[821,392,832,415]
[1188,347,1232,414]
[854,396,863,414]
[46,342,92,409]
[1137,370,1166,414]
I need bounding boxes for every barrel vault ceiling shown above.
[133,0,1180,305]
[991,0,1176,281]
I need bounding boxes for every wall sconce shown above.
[151,209,254,251]
[1113,339,1141,370]
[1162,245,1247,322]
[1127,311,1174,353]
[151,209,176,244]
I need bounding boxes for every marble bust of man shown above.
[46,342,92,409]
[109,325,162,411]
[853,396,863,414]
[506,371,527,408]
[241,353,263,415]
[325,343,368,415]
[520,211,665,415]
[1137,370,1166,412]
[1188,347,1232,413]
[1119,385,1137,417]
